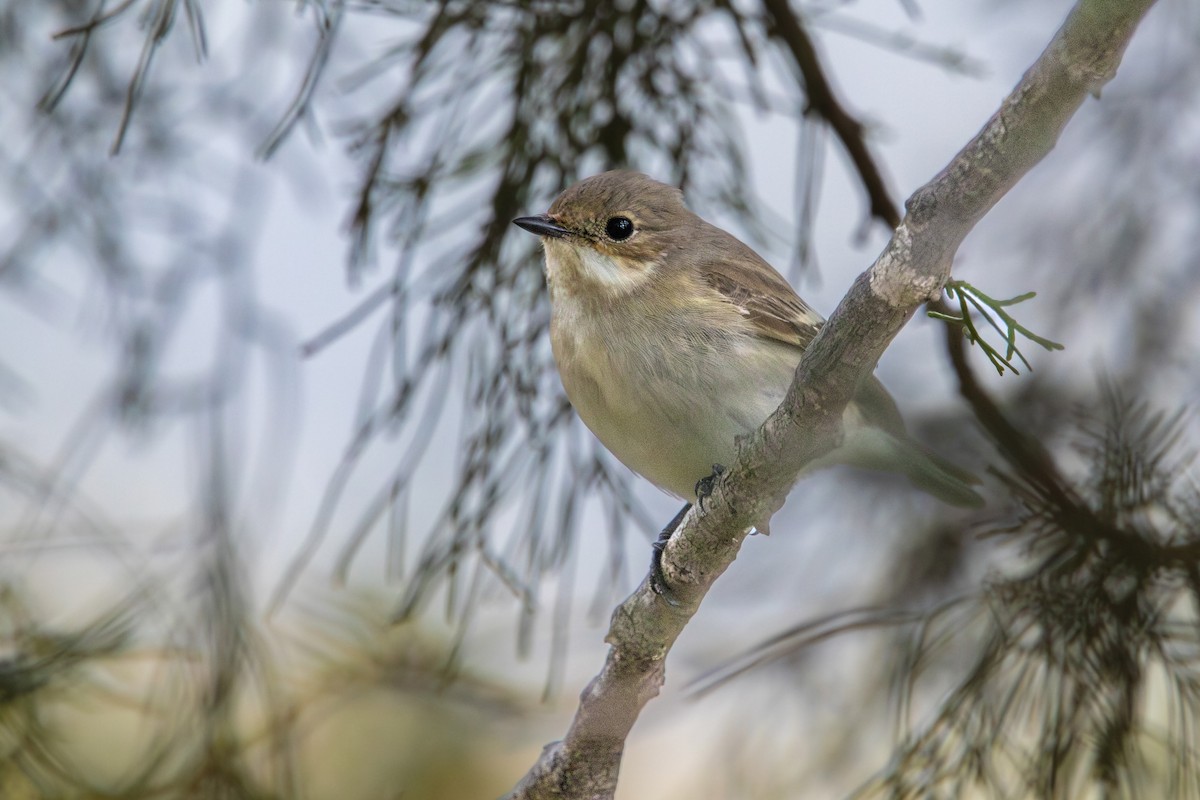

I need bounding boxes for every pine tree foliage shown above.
[867,388,1200,799]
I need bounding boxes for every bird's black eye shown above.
[605,216,634,241]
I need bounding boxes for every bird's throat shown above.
[544,240,654,298]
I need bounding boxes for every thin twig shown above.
[761,0,902,228]
[257,0,345,159]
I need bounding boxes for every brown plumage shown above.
[514,170,982,507]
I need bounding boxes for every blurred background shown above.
[3,0,1200,797]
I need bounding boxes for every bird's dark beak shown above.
[513,214,569,239]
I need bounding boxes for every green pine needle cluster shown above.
[930,280,1065,375]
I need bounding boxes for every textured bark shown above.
[505,2,1159,797]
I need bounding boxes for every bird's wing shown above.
[700,255,824,352]
[697,237,925,440]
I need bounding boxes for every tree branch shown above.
[505,2,1158,797]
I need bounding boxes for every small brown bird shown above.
[514,171,981,529]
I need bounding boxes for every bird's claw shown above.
[649,502,691,606]
[694,463,726,512]
[649,537,679,605]
[648,467,725,605]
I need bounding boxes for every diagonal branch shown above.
[504,2,1158,797]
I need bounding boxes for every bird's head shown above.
[513,170,690,296]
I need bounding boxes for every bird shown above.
[513,171,981,587]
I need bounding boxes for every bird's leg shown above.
[650,502,692,602]
[694,463,727,512]
[650,466,727,601]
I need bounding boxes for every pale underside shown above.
[546,246,893,499]
[553,307,860,499]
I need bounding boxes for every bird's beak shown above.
[513,214,570,239]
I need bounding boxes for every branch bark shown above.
[505,1,1158,797]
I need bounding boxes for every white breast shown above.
[550,292,797,498]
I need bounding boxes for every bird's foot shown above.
[694,464,727,512]
[649,502,691,605]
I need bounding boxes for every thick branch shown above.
[506,2,1157,797]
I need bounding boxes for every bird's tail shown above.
[890,435,985,508]
[841,428,985,508]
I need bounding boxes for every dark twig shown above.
[49,0,140,41]
[936,295,1084,514]
[257,0,345,159]
[761,0,902,228]
[110,0,175,155]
